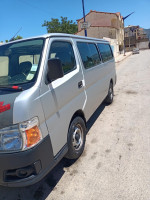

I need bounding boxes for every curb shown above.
[115,52,132,63]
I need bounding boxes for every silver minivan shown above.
[0,33,116,187]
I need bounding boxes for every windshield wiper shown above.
[0,85,23,91]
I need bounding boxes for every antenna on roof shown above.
[9,27,22,42]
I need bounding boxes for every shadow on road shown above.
[87,102,106,132]
[0,103,106,200]
[0,159,76,200]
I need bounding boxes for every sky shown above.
[0,0,150,42]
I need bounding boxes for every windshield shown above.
[0,39,44,87]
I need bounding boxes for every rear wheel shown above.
[105,82,114,104]
[65,117,86,159]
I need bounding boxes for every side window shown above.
[97,43,113,62]
[49,41,76,74]
[77,42,101,69]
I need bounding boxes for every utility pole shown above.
[82,0,87,37]
[123,12,134,56]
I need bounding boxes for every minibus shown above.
[0,33,116,186]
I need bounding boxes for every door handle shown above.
[78,81,83,89]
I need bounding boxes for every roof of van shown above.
[1,33,109,46]
[42,33,108,42]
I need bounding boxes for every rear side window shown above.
[49,41,76,74]
[97,44,113,62]
[77,42,101,69]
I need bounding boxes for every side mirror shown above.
[47,58,64,83]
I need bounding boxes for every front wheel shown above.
[105,82,114,104]
[65,117,86,160]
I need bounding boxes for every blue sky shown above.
[0,0,150,42]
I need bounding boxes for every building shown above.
[144,29,150,41]
[125,25,149,50]
[76,10,124,56]
[124,25,139,38]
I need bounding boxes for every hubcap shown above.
[72,124,83,151]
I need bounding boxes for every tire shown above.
[105,82,114,104]
[65,117,86,160]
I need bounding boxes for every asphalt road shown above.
[0,49,150,200]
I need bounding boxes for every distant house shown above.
[144,29,150,41]
[76,10,124,56]
[125,25,149,50]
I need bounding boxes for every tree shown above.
[5,35,23,43]
[42,17,78,34]
[13,35,23,40]
[9,35,23,41]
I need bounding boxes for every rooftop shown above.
[77,10,123,22]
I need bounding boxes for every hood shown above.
[0,91,21,129]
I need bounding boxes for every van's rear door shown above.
[40,37,86,156]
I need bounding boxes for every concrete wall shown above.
[137,41,149,49]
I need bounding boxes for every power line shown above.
[17,0,51,16]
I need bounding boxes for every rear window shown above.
[77,42,101,69]
[97,43,113,62]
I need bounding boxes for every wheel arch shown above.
[65,109,87,159]
[70,110,86,128]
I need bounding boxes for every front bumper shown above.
[0,135,55,187]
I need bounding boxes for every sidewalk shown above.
[115,52,132,63]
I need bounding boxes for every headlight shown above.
[0,117,42,152]
[0,125,22,152]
